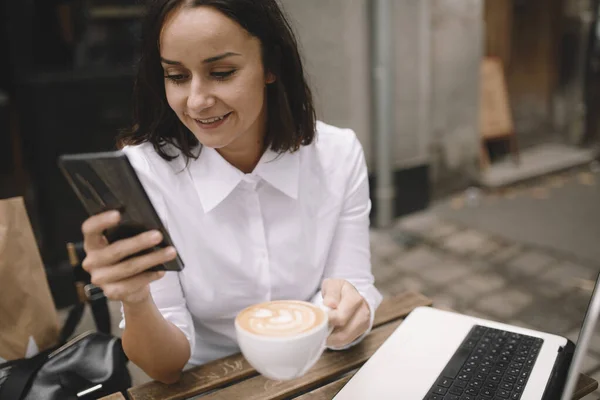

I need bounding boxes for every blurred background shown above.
[1,0,600,391]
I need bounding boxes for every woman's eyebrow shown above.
[160,52,242,66]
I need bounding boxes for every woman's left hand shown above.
[321,278,371,349]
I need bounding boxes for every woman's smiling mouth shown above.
[192,112,232,129]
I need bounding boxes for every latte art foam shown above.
[237,300,326,337]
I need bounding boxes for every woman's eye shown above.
[211,70,237,80]
[164,74,187,83]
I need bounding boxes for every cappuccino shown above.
[236,300,326,337]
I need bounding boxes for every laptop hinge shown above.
[542,339,576,400]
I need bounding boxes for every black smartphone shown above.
[58,151,184,272]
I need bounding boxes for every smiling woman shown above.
[80,0,382,385]
[118,0,315,173]
[158,5,275,171]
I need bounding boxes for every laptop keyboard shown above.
[425,325,543,400]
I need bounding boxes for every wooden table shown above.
[102,291,598,400]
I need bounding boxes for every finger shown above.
[327,302,370,348]
[82,211,121,251]
[91,246,177,286]
[102,270,166,301]
[321,278,344,309]
[87,229,164,268]
[327,284,363,327]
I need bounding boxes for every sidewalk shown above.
[370,211,600,398]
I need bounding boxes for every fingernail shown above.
[149,231,162,241]
[164,247,176,257]
[108,210,120,221]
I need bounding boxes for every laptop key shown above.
[454,380,468,388]
[514,384,524,392]
[520,371,529,379]
[458,372,471,381]
[464,339,478,349]
[484,381,498,390]
[450,386,464,395]
[525,359,534,368]
[475,373,487,380]
[438,377,453,388]
[427,395,444,400]
[444,395,460,400]
[434,387,448,395]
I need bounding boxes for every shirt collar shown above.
[254,148,300,200]
[189,147,243,213]
[189,146,300,213]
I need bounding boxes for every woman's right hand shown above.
[81,210,177,305]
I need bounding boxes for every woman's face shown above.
[160,6,273,150]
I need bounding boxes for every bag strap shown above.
[0,349,50,400]
[59,303,86,344]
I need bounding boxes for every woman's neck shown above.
[217,102,268,174]
[217,137,264,174]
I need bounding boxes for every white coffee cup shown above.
[234,300,332,381]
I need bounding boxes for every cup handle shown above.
[319,304,335,336]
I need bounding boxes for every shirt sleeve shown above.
[310,131,383,350]
[118,146,196,356]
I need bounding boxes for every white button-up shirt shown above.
[120,121,382,365]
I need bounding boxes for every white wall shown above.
[280,0,483,188]
[280,0,372,162]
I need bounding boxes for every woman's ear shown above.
[266,72,276,84]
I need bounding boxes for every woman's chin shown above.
[194,133,231,150]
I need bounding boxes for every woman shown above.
[81,0,382,384]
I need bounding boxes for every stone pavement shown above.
[370,212,600,398]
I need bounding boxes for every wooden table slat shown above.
[574,373,599,399]
[98,393,127,400]
[128,291,431,400]
[199,320,404,400]
[293,373,355,400]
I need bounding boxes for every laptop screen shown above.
[560,271,600,400]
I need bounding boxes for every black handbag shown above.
[0,330,132,400]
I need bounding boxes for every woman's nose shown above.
[187,81,216,112]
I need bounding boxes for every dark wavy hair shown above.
[118,0,316,162]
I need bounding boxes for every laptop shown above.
[333,272,600,400]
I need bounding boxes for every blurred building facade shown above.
[283,0,599,198]
[282,0,483,198]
